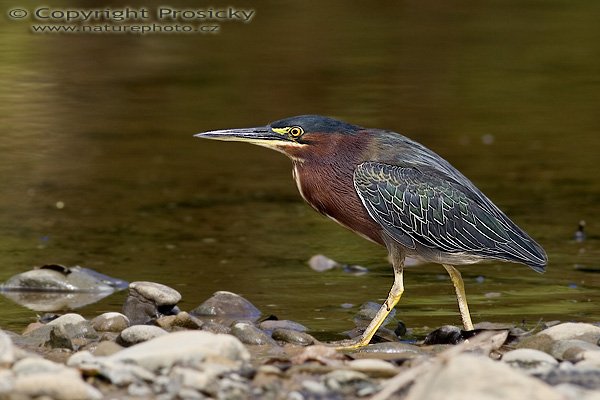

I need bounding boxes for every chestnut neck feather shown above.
[289,131,384,245]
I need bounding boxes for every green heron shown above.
[195,115,547,348]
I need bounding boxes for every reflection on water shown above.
[0,1,598,336]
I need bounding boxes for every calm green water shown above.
[0,1,598,338]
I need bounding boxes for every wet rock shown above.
[91,312,130,332]
[550,339,600,362]
[231,322,277,346]
[0,330,15,367]
[259,319,308,333]
[92,340,124,357]
[117,325,168,346]
[502,348,559,375]
[191,291,261,321]
[108,330,250,371]
[308,254,341,272]
[342,264,369,275]
[352,342,429,361]
[272,328,316,346]
[405,353,562,400]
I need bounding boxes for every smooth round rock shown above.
[191,291,261,320]
[108,331,250,371]
[271,328,315,346]
[231,322,277,346]
[118,325,168,346]
[47,313,86,328]
[92,312,130,333]
[346,359,398,377]
[502,348,559,375]
[129,281,181,306]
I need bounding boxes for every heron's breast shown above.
[292,162,384,245]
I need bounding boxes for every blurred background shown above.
[0,0,598,338]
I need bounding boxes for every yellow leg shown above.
[443,264,474,330]
[336,243,404,350]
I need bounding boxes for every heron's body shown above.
[196,115,547,348]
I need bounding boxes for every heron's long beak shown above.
[194,126,290,145]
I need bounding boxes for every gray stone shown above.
[353,342,429,361]
[129,281,182,306]
[118,325,168,346]
[92,340,124,356]
[156,311,203,330]
[324,370,376,396]
[200,321,230,335]
[191,291,261,321]
[231,322,277,346]
[170,366,216,394]
[47,313,86,327]
[13,370,103,400]
[91,312,130,332]
[128,382,153,397]
[405,354,563,400]
[108,330,250,371]
[502,348,559,375]
[259,319,308,333]
[272,328,315,346]
[0,330,15,367]
[550,339,600,361]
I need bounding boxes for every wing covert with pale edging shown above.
[353,162,546,271]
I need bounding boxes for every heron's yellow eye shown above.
[289,126,304,137]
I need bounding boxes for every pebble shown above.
[92,340,124,356]
[156,311,203,330]
[108,330,250,371]
[12,357,71,376]
[91,312,130,332]
[271,328,316,346]
[118,325,168,346]
[190,291,261,321]
[46,321,98,350]
[123,281,181,325]
[502,348,559,375]
[231,322,277,346]
[346,359,398,377]
[541,323,600,344]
